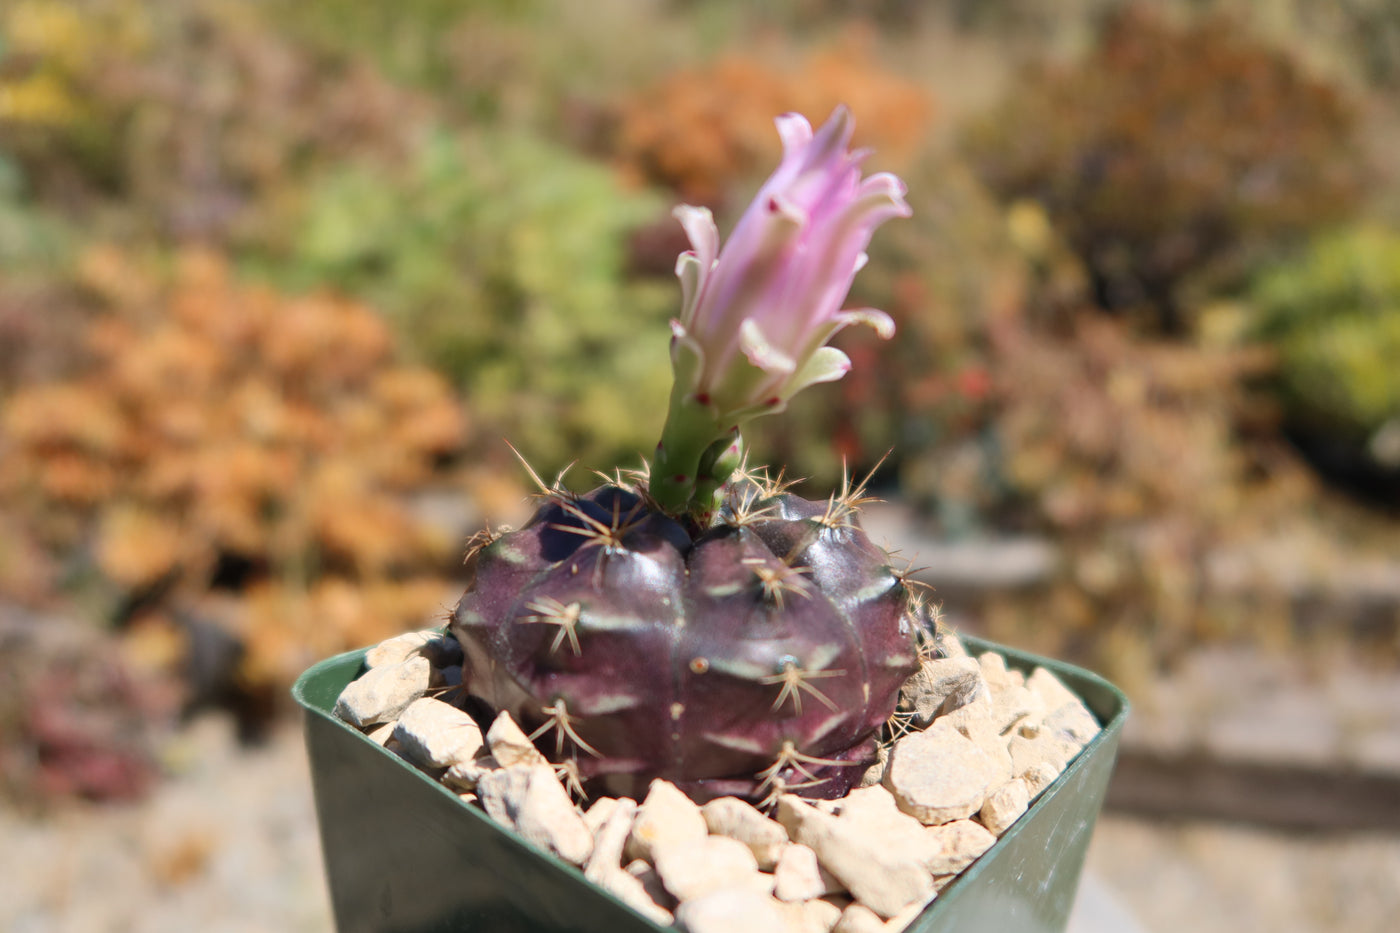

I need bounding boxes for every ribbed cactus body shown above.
[451,477,923,803]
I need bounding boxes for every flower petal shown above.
[774,112,814,160]
[739,319,797,375]
[786,346,852,395]
[673,205,719,273]
[675,251,705,327]
[836,308,896,340]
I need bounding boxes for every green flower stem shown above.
[650,392,738,519]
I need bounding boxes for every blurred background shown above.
[1,0,1397,930]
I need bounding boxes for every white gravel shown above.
[4,712,1399,933]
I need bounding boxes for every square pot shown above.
[293,636,1128,933]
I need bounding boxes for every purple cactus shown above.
[447,107,926,805]
[451,469,930,804]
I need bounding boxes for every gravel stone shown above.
[829,785,929,855]
[596,868,674,925]
[626,858,676,911]
[774,843,827,902]
[584,796,638,883]
[921,820,996,875]
[1008,729,1079,779]
[484,711,549,769]
[476,765,593,866]
[674,888,787,933]
[832,903,887,933]
[884,721,1000,825]
[653,834,766,903]
[990,683,1046,736]
[902,656,984,727]
[626,779,708,863]
[776,896,843,933]
[777,795,934,919]
[977,652,1016,693]
[583,797,621,836]
[1027,666,1080,714]
[979,778,1031,835]
[1042,701,1101,748]
[363,722,395,745]
[1022,760,1061,798]
[441,752,498,791]
[333,657,432,727]
[364,629,463,669]
[391,697,485,770]
[702,796,790,869]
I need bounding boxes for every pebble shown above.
[584,796,638,883]
[777,795,934,919]
[979,778,1031,835]
[363,721,395,745]
[653,834,767,903]
[774,843,827,902]
[901,656,984,727]
[333,656,432,727]
[391,697,485,770]
[625,858,674,910]
[701,796,789,869]
[1027,666,1080,714]
[1008,729,1078,779]
[828,786,929,859]
[833,903,888,933]
[337,630,1109,928]
[1042,700,1102,748]
[625,779,708,863]
[476,765,593,866]
[977,652,1016,693]
[921,820,996,875]
[883,721,1000,825]
[674,888,787,933]
[484,711,549,769]
[776,896,843,933]
[990,683,1046,736]
[364,629,464,669]
[583,796,621,836]
[597,868,675,925]
[1023,760,1061,797]
[441,752,498,791]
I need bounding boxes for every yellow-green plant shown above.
[262,130,675,477]
[1249,226,1400,490]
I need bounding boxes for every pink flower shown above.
[669,106,911,422]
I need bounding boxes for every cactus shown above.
[452,465,931,803]
[452,107,923,804]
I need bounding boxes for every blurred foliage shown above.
[0,250,468,689]
[975,304,1299,673]
[0,0,427,244]
[616,36,935,205]
[963,4,1366,333]
[1248,226,1400,496]
[255,130,675,477]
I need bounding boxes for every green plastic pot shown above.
[294,635,1128,933]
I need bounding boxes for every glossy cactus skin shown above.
[450,474,924,803]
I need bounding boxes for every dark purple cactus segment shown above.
[451,475,923,804]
